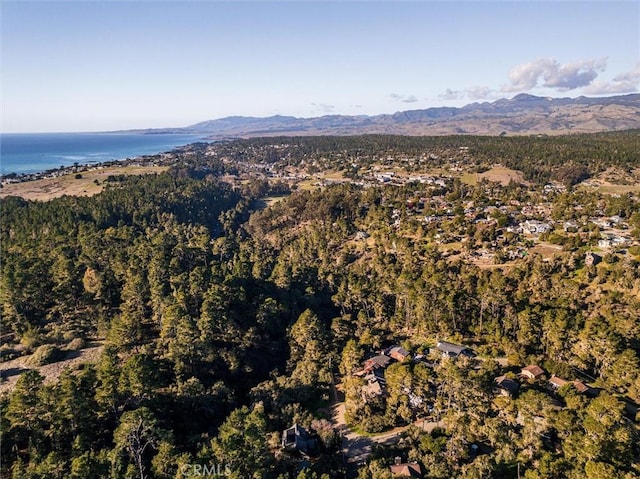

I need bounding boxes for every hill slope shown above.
[181,93,640,138]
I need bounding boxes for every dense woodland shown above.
[1,133,639,479]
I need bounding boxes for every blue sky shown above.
[2,1,639,132]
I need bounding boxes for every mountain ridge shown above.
[137,93,640,137]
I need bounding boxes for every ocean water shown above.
[0,132,205,175]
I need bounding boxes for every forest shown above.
[1,133,639,479]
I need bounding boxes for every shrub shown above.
[28,344,64,366]
[66,337,86,351]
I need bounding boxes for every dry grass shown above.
[460,173,479,185]
[0,165,168,201]
[461,165,527,186]
[529,242,563,259]
[596,184,640,194]
[578,167,640,195]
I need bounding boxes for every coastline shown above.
[0,132,204,177]
[0,138,207,200]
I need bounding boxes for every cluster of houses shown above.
[349,338,616,417]
[204,141,639,258]
[355,346,411,401]
[353,341,476,403]
[493,364,597,399]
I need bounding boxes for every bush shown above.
[66,337,86,351]
[27,344,64,367]
[361,414,390,433]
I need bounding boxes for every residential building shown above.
[282,424,317,457]
[494,375,520,396]
[388,346,411,362]
[390,457,423,478]
[520,365,545,380]
[548,375,569,390]
[434,340,476,358]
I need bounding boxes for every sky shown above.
[2,0,639,133]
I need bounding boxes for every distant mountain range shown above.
[141,93,640,137]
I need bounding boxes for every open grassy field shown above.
[595,184,640,195]
[0,165,168,201]
[461,165,527,186]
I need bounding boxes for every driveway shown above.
[330,401,444,465]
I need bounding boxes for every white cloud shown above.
[613,64,640,82]
[503,57,607,92]
[311,103,335,113]
[390,93,419,103]
[436,86,495,103]
[438,88,463,101]
[465,86,494,101]
[583,64,640,94]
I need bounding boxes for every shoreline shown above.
[0,140,207,185]
[0,132,206,179]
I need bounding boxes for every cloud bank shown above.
[583,64,640,94]
[503,57,607,92]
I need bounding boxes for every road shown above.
[330,401,444,466]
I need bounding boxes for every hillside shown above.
[177,93,640,138]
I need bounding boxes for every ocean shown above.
[0,132,205,175]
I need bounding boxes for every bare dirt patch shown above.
[477,165,527,186]
[529,242,564,259]
[0,344,104,394]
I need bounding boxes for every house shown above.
[520,365,545,380]
[364,367,386,385]
[363,354,392,372]
[598,234,628,249]
[388,346,411,362]
[362,379,385,401]
[282,424,317,457]
[354,354,391,377]
[494,375,520,396]
[563,221,579,232]
[434,340,476,358]
[598,238,613,249]
[548,375,569,390]
[390,457,423,478]
[522,220,552,235]
[572,380,598,397]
